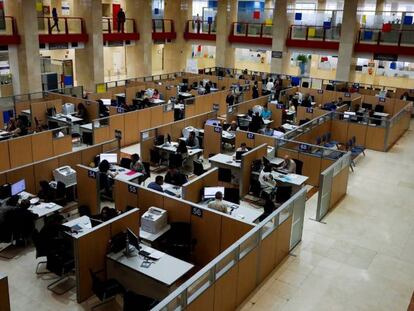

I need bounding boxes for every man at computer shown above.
[279,155,296,174]
[259,164,277,196]
[164,167,188,186]
[147,176,164,193]
[207,191,228,214]
[186,131,199,149]
[236,143,248,153]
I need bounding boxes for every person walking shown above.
[50,8,60,32]
[117,8,126,33]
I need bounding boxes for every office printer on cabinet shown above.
[141,207,168,234]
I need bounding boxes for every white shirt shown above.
[259,170,276,190]
[266,81,274,91]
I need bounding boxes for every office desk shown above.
[156,142,203,157]
[49,114,83,125]
[178,92,194,98]
[199,199,263,223]
[63,216,92,238]
[282,123,298,131]
[163,183,182,198]
[80,123,93,132]
[270,172,308,186]
[140,225,171,243]
[106,245,194,300]
[0,130,12,141]
[16,191,64,218]
[150,99,165,105]
[115,93,125,98]
[92,165,143,182]
[209,154,241,169]
[268,157,284,166]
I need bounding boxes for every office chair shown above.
[292,159,303,175]
[54,181,67,206]
[218,168,232,183]
[123,291,159,311]
[160,222,196,262]
[197,136,204,149]
[249,179,262,198]
[193,160,206,176]
[120,158,132,169]
[275,186,292,204]
[150,149,162,167]
[169,153,184,169]
[224,188,240,204]
[351,136,366,156]
[32,230,49,274]
[46,244,75,295]
[316,137,322,145]
[89,269,125,310]
[39,180,53,202]
[326,84,334,91]
[78,205,91,217]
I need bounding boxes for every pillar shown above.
[164,0,193,73]
[125,0,152,77]
[317,0,326,10]
[270,0,289,74]
[335,0,358,81]
[216,0,237,68]
[73,0,104,92]
[5,0,42,94]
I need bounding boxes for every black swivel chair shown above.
[193,160,206,176]
[53,181,67,206]
[120,158,132,169]
[78,205,91,217]
[39,180,53,202]
[32,230,49,274]
[46,243,75,295]
[275,186,292,204]
[169,153,184,169]
[137,162,151,185]
[89,269,125,310]
[150,149,161,167]
[293,159,303,175]
[123,291,159,311]
[160,222,196,262]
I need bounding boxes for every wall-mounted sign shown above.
[62,1,70,16]
[49,43,69,50]
[88,170,97,179]
[115,130,122,140]
[212,103,219,111]
[271,51,283,59]
[128,185,138,194]
[191,206,203,218]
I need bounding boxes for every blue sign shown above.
[306,107,313,113]
[88,170,97,179]
[247,132,255,139]
[404,15,413,25]
[191,206,203,218]
[207,16,213,24]
[363,31,373,40]
[295,13,302,21]
[154,8,159,14]
[323,21,331,29]
[128,185,138,194]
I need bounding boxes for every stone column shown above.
[73,0,104,92]
[335,0,358,81]
[317,0,326,10]
[5,0,42,94]
[164,0,193,73]
[375,0,384,13]
[125,0,152,78]
[270,0,289,74]
[216,0,237,68]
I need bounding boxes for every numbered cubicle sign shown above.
[214,126,222,133]
[88,170,97,179]
[379,97,386,102]
[271,51,283,59]
[247,132,255,140]
[276,103,284,109]
[191,206,203,218]
[306,107,313,113]
[115,130,122,140]
[344,92,351,98]
[212,103,219,111]
[128,185,138,194]
[117,107,124,113]
[317,89,324,94]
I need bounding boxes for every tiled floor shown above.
[2,122,413,311]
[238,121,414,311]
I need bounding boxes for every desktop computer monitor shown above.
[11,179,26,196]
[0,184,11,200]
[100,153,118,164]
[204,187,225,199]
[126,228,140,250]
[362,103,372,110]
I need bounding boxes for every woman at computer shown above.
[152,89,160,100]
[76,103,88,123]
[186,131,199,149]
[98,160,118,196]
[259,164,277,197]
[130,154,146,174]
[176,140,188,155]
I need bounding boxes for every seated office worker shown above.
[260,105,272,120]
[279,155,296,173]
[207,191,228,214]
[164,167,188,186]
[130,153,146,174]
[98,159,118,195]
[147,175,164,193]
[249,111,264,133]
[186,131,199,149]
[259,164,277,194]
[300,93,312,107]
[236,142,249,153]
[226,90,235,106]
[226,121,239,133]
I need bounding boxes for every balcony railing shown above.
[37,17,88,44]
[286,25,341,50]
[102,18,139,42]
[0,16,20,45]
[184,19,216,41]
[228,22,272,45]
[152,19,176,41]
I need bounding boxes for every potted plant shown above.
[296,54,310,75]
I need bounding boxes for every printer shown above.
[141,207,168,234]
[53,166,77,187]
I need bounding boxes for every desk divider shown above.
[30,99,63,128]
[240,144,268,197]
[235,130,275,150]
[0,141,10,172]
[226,96,269,124]
[47,93,99,121]
[76,164,100,215]
[73,208,140,303]
[182,168,219,203]
[203,124,222,158]
[0,274,10,311]
[268,104,283,128]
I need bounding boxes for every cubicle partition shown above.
[47,92,99,122]
[0,127,72,172]
[182,168,219,203]
[139,111,217,162]
[235,130,276,150]
[0,139,118,200]
[316,152,351,221]
[151,187,307,311]
[73,208,140,303]
[240,144,268,197]
[226,95,270,124]
[185,90,228,118]
[0,273,10,311]
[203,124,222,158]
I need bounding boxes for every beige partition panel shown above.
[0,274,10,311]
[240,144,267,196]
[0,141,10,172]
[76,165,99,215]
[347,123,367,146]
[163,197,192,223]
[34,158,59,193]
[203,125,222,157]
[330,167,349,209]
[298,153,322,187]
[31,131,54,162]
[186,285,215,311]
[182,169,219,203]
[330,120,348,144]
[6,166,36,194]
[58,150,82,169]
[236,248,259,305]
[124,111,140,145]
[93,126,111,144]
[114,180,139,212]
[8,136,33,168]
[109,114,126,146]
[53,135,72,156]
[81,145,102,166]
[220,217,253,251]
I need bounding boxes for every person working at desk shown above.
[98,100,109,117]
[6,118,16,132]
[11,199,38,244]
[205,82,211,94]
[249,111,264,133]
[186,131,199,149]
[259,164,277,196]
[279,155,296,173]
[130,153,146,174]
[11,119,28,137]
[252,81,259,99]
[76,103,88,122]
[262,124,274,136]
[177,140,188,156]
[226,121,239,133]
[260,105,272,120]
[147,176,164,193]
[236,142,249,153]
[226,90,235,106]
[300,93,312,107]
[98,159,118,195]
[152,89,160,100]
[207,191,228,214]
[164,166,188,186]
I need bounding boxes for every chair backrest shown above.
[326,132,331,141]
[197,136,203,149]
[56,181,66,197]
[150,149,160,164]
[302,81,309,88]
[218,168,232,182]
[276,186,292,203]
[143,162,151,177]
[78,205,91,217]
[193,160,204,176]
[292,159,303,175]
[352,136,356,144]
[169,153,183,168]
[316,137,321,145]
[89,269,103,295]
[120,158,132,169]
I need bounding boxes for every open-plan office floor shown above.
[1,121,413,311]
[239,120,414,311]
